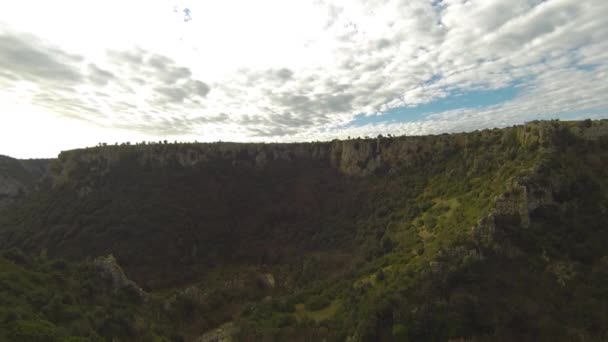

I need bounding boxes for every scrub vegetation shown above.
[0,119,607,341]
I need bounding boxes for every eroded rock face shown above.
[162,285,207,313]
[50,120,608,186]
[472,164,558,255]
[93,254,146,299]
[195,322,238,342]
[262,273,275,288]
[50,135,459,187]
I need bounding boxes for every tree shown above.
[380,234,395,253]
[392,324,408,341]
[583,118,593,128]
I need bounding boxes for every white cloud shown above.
[0,0,607,157]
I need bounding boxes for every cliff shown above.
[50,119,608,186]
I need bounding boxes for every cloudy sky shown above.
[1,0,607,158]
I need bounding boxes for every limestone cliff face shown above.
[50,120,608,187]
[50,133,464,185]
[470,141,579,255]
[0,155,50,210]
[467,120,608,256]
[471,149,596,256]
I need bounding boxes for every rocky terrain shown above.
[0,119,607,341]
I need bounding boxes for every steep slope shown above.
[0,250,185,341]
[319,136,608,341]
[0,123,542,289]
[233,120,608,341]
[0,119,607,341]
[0,155,50,210]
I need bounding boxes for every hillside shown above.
[0,119,607,341]
[0,155,50,211]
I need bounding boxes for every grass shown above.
[295,300,341,322]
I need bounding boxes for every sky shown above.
[0,0,607,158]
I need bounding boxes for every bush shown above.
[49,259,69,270]
[3,248,31,266]
[583,119,592,128]
[7,319,63,342]
[424,214,437,228]
[392,323,408,341]
[272,299,295,313]
[380,235,395,253]
[376,269,385,282]
[273,313,296,328]
[304,295,330,311]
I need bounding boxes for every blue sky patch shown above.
[349,85,519,127]
[576,64,600,72]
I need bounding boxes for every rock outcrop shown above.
[195,322,238,342]
[472,160,558,256]
[93,254,146,299]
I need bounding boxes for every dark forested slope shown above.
[0,155,50,210]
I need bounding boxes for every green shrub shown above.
[7,319,64,342]
[304,295,330,311]
[392,323,408,341]
[3,248,31,266]
[272,299,295,313]
[376,269,385,282]
[272,313,296,328]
